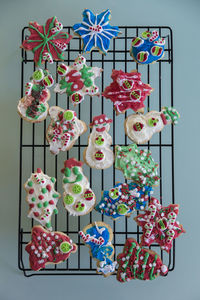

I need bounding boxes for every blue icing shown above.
[73,9,120,54]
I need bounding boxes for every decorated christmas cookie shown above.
[25,225,77,271]
[17,69,54,123]
[115,144,160,186]
[134,197,185,252]
[24,168,60,230]
[79,222,117,277]
[61,158,96,216]
[95,182,153,220]
[54,55,102,105]
[21,16,72,66]
[46,106,87,155]
[73,9,120,54]
[83,114,114,169]
[102,70,153,114]
[130,30,165,65]
[117,238,168,282]
[125,107,180,144]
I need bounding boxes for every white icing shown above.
[97,260,117,275]
[17,97,49,122]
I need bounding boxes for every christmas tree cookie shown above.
[125,107,180,144]
[46,106,87,155]
[25,225,77,271]
[134,197,185,252]
[79,222,117,277]
[115,144,160,186]
[117,238,168,282]
[24,168,60,231]
[17,69,54,123]
[95,182,153,220]
[54,55,102,105]
[61,158,96,216]
[83,114,114,169]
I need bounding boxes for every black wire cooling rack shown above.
[18,26,175,277]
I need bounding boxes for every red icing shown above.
[37,168,42,173]
[46,184,52,192]
[160,113,167,125]
[29,189,34,194]
[34,212,39,217]
[90,114,112,127]
[64,70,84,92]
[49,200,54,205]
[61,158,83,172]
[95,151,104,161]
[38,195,44,200]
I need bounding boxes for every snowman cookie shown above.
[61,158,96,216]
[24,168,60,230]
[83,114,114,169]
[46,106,87,155]
[17,69,54,123]
[125,107,180,144]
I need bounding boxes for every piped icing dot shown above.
[95,151,104,161]
[64,194,74,205]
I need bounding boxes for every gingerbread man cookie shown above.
[17,69,54,123]
[24,168,60,230]
[125,107,180,144]
[54,55,102,105]
[25,226,77,271]
[83,114,114,169]
[61,158,96,216]
[46,106,87,155]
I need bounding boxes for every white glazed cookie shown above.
[125,107,180,144]
[46,106,87,155]
[24,168,60,231]
[61,158,96,216]
[83,114,114,169]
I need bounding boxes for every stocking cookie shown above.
[61,158,96,216]
[73,9,120,54]
[25,226,77,271]
[24,168,60,230]
[83,114,114,169]
[17,69,54,123]
[125,107,180,144]
[95,183,153,220]
[54,55,102,105]
[102,69,153,114]
[79,222,117,277]
[115,144,160,186]
[130,30,165,64]
[134,197,185,252]
[46,106,87,155]
[117,238,168,282]
[21,16,72,66]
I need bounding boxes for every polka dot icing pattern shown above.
[25,225,77,271]
[61,158,96,216]
[134,197,185,252]
[79,222,117,277]
[73,9,120,54]
[102,70,153,114]
[54,55,102,105]
[24,168,61,231]
[95,182,153,220]
[115,144,160,187]
[130,30,165,65]
[46,106,87,155]
[117,238,168,282]
[125,107,180,144]
[21,16,72,66]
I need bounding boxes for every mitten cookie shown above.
[102,69,153,114]
[79,222,117,277]
[54,55,102,105]
[125,107,180,144]
[117,238,168,282]
[17,69,54,123]
[61,158,96,216]
[25,225,77,271]
[24,168,60,230]
[83,114,114,169]
[46,106,87,155]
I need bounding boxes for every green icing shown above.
[41,188,47,194]
[26,103,46,120]
[52,193,59,198]
[63,167,83,184]
[72,184,82,194]
[64,194,74,205]
[117,204,129,215]
[149,255,157,280]
[60,242,71,253]
[73,167,79,175]
[138,252,149,280]
[51,177,56,183]
[53,208,58,214]
[163,107,180,125]
[37,203,42,208]
[79,65,94,87]
[64,167,71,177]
[43,201,48,207]
[28,181,33,187]
[31,197,36,202]
[46,222,51,229]
[59,79,73,95]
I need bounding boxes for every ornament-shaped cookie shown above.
[83,114,114,169]
[46,106,87,155]
[17,69,54,123]
[24,168,60,230]
[61,158,96,216]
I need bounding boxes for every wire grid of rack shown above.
[18,26,175,277]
